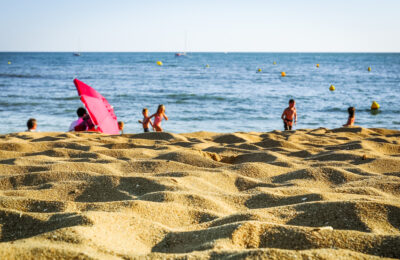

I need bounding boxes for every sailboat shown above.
[73,37,81,56]
[175,32,188,57]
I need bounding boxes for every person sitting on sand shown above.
[26,118,37,132]
[118,121,124,134]
[69,107,95,132]
[343,107,355,127]
[138,108,154,133]
[149,105,168,132]
[281,99,297,131]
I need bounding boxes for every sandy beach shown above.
[0,127,399,259]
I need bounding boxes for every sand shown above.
[0,127,399,259]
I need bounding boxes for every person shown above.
[69,107,95,132]
[138,108,154,132]
[149,105,168,132]
[281,99,297,131]
[118,121,124,134]
[27,118,37,132]
[343,107,355,127]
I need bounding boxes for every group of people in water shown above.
[26,101,355,133]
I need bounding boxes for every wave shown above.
[135,60,157,64]
[321,107,345,112]
[0,73,43,79]
[52,96,79,101]
[0,101,42,107]
[319,107,397,114]
[166,93,236,102]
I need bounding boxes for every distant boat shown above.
[175,32,188,57]
[73,37,82,56]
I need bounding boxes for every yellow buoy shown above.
[371,101,379,110]
[329,85,335,91]
[8,61,11,65]
[257,68,262,72]
[281,72,286,77]
[316,64,319,68]
[156,61,163,66]
[205,64,210,68]
[273,61,276,65]
[368,67,371,72]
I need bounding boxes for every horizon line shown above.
[1,51,400,53]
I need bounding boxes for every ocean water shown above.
[0,52,399,134]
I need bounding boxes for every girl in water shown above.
[150,104,168,132]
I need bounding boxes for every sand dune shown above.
[0,127,399,259]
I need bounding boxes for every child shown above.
[150,104,168,132]
[118,121,124,134]
[138,108,154,132]
[27,118,37,132]
[343,107,355,126]
[281,99,297,131]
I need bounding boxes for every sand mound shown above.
[213,133,262,144]
[0,127,399,259]
[155,150,223,168]
[132,132,187,142]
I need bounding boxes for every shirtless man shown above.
[281,99,297,131]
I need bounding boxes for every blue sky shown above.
[1,0,399,52]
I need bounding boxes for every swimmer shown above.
[27,118,37,132]
[343,107,355,127]
[281,99,297,131]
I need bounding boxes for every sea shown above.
[0,52,399,134]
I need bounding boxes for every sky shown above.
[1,0,399,52]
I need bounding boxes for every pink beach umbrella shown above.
[73,79,119,135]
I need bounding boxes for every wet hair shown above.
[348,107,355,118]
[118,121,124,130]
[77,107,87,117]
[289,99,295,104]
[157,104,165,114]
[142,108,148,113]
[27,118,37,130]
